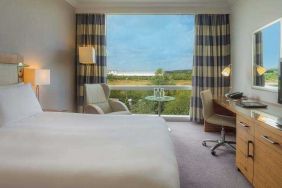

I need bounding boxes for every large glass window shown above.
[106,15,194,115]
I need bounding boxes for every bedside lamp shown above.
[79,46,96,64]
[24,68,50,100]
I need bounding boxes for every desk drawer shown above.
[255,121,282,154]
[236,115,254,138]
[236,149,253,183]
[237,137,254,157]
[236,115,254,183]
[253,121,282,188]
[236,115,255,155]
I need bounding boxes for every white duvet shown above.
[0,112,179,188]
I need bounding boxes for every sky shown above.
[107,15,195,72]
[262,21,281,69]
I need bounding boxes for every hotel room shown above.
[0,0,281,188]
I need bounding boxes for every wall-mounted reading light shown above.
[256,65,267,76]
[222,65,231,77]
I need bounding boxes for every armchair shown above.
[84,84,131,115]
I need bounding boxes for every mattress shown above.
[0,112,179,188]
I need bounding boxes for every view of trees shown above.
[264,68,279,87]
[109,69,192,115]
[108,69,192,85]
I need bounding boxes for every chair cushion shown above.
[200,90,214,119]
[84,84,112,113]
[206,114,236,128]
[96,102,112,114]
[85,84,108,104]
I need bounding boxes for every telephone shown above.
[225,92,243,99]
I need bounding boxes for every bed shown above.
[0,55,180,188]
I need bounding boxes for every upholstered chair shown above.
[84,84,131,115]
[200,89,236,155]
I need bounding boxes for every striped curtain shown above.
[76,14,107,112]
[254,31,265,86]
[190,14,231,123]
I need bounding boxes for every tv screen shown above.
[279,59,282,104]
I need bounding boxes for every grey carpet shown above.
[168,122,252,188]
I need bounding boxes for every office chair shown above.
[200,90,236,155]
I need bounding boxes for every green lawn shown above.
[110,89,191,115]
[108,69,192,115]
[108,79,192,85]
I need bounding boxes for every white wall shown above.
[230,0,282,105]
[0,0,76,111]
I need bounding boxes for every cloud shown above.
[107,15,195,72]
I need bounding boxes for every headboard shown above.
[0,53,23,85]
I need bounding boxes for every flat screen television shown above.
[279,59,282,104]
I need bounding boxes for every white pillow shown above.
[0,84,43,126]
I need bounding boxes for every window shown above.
[106,15,195,115]
[262,21,280,88]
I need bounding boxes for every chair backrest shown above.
[84,84,112,113]
[200,90,215,119]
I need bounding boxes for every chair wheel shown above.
[211,151,216,156]
[202,141,207,146]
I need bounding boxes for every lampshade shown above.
[222,65,231,77]
[256,65,266,76]
[24,68,50,86]
[79,47,96,64]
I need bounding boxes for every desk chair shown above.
[84,84,131,115]
[200,90,236,155]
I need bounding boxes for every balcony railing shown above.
[110,85,192,91]
[109,85,192,116]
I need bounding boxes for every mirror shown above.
[253,18,282,91]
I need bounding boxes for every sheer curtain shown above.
[190,14,231,123]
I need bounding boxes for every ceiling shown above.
[68,0,233,4]
[66,0,236,13]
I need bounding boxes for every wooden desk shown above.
[214,98,282,126]
[214,98,282,188]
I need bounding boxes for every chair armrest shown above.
[109,99,129,112]
[84,104,104,114]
